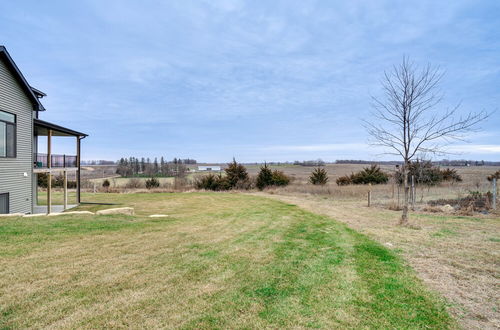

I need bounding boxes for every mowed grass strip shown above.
[0,193,454,328]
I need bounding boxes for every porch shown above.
[34,118,87,214]
[34,153,77,170]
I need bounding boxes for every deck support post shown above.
[47,129,52,214]
[63,170,68,210]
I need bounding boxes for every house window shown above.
[0,193,8,214]
[0,110,16,158]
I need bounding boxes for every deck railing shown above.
[35,154,77,168]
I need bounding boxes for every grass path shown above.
[258,192,500,329]
[1,193,454,328]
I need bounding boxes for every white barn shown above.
[198,166,221,172]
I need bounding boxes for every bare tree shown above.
[366,57,489,226]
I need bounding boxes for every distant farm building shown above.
[198,166,221,172]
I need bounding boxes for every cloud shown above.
[0,0,498,161]
[448,144,500,154]
[261,143,369,152]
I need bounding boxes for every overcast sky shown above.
[1,0,499,162]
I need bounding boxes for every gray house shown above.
[0,46,87,214]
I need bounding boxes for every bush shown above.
[195,159,251,191]
[335,176,352,186]
[272,170,290,186]
[37,173,49,188]
[256,164,291,190]
[225,158,250,188]
[125,178,144,188]
[336,165,389,185]
[441,168,462,182]
[145,177,160,189]
[256,164,274,190]
[310,167,328,185]
[487,170,500,182]
[195,174,224,191]
[395,161,462,186]
[353,165,389,184]
[37,173,76,188]
[102,179,110,188]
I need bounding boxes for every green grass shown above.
[431,228,459,238]
[0,193,455,328]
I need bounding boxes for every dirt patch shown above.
[255,192,500,330]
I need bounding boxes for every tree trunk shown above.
[400,163,410,225]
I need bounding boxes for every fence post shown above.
[493,178,497,210]
[411,175,415,210]
[397,184,400,208]
[368,183,372,207]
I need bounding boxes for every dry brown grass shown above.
[256,192,500,329]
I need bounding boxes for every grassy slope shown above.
[0,193,454,328]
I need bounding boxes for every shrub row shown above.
[336,165,389,185]
[256,164,290,190]
[195,160,291,191]
[394,160,462,185]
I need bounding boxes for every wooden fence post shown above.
[397,184,400,208]
[368,183,372,207]
[493,178,497,210]
[411,175,415,210]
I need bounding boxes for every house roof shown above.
[34,118,88,138]
[30,86,46,98]
[0,46,46,111]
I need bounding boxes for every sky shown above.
[0,0,499,162]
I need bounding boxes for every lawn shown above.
[263,193,499,329]
[0,193,454,328]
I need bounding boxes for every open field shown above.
[81,163,498,191]
[80,164,499,214]
[258,193,500,329]
[0,193,454,328]
[88,176,176,187]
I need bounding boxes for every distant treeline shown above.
[293,159,326,166]
[433,159,500,166]
[84,158,499,167]
[335,160,401,165]
[336,159,500,166]
[116,157,196,177]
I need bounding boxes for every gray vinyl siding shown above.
[0,59,33,213]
